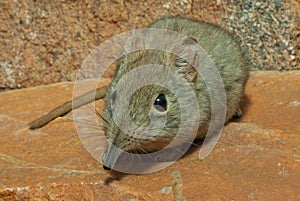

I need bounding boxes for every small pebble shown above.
[289,101,300,107]
[161,186,172,194]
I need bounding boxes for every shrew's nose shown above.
[103,165,111,171]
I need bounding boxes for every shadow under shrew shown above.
[102,95,250,184]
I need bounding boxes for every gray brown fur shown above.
[103,17,250,155]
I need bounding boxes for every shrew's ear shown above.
[174,37,199,83]
[124,27,144,53]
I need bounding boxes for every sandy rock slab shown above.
[0,71,299,200]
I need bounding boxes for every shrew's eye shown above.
[154,94,167,112]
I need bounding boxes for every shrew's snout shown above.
[103,165,111,171]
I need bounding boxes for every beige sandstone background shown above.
[0,0,299,90]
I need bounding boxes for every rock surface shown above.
[0,71,300,200]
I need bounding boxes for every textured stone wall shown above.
[0,0,299,90]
